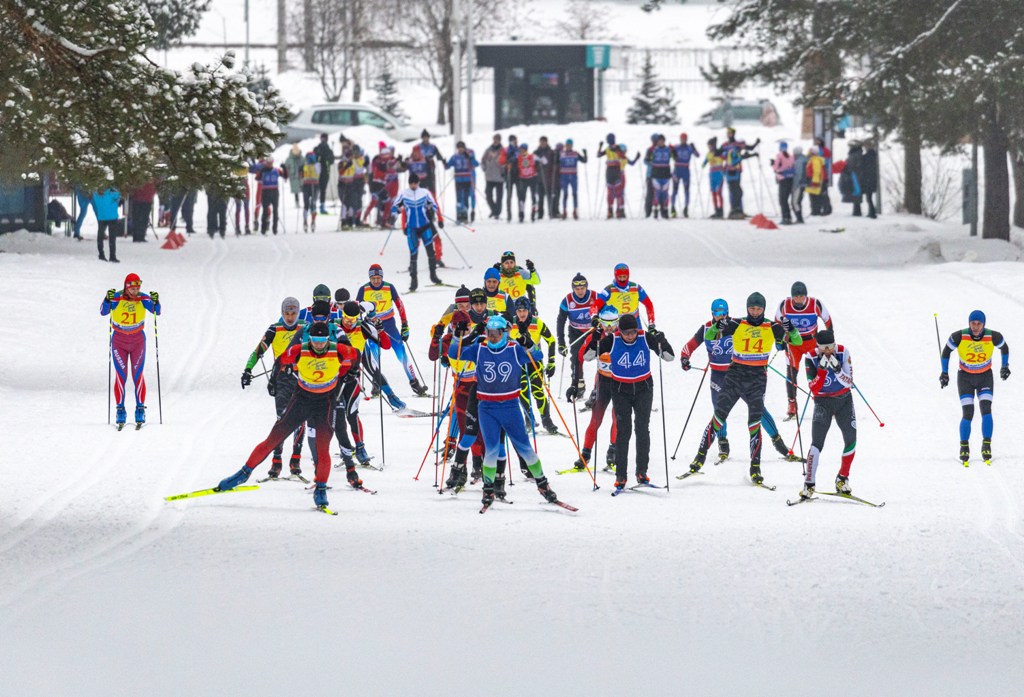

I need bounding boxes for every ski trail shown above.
[174,240,229,394]
[966,469,1024,575]
[0,405,235,621]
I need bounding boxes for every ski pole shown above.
[670,362,709,460]
[524,349,598,488]
[440,227,472,267]
[558,353,566,395]
[107,317,113,425]
[788,388,813,461]
[379,226,395,256]
[658,353,669,490]
[404,339,428,387]
[413,394,454,481]
[433,361,452,484]
[933,313,943,357]
[153,311,163,424]
[853,383,885,427]
[437,334,464,493]
[767,362,811,396]
[379,370,386,471]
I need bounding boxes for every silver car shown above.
[280,102,436,143]
[696,98,781,129]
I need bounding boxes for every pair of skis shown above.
[675,469,778,491]
[786,491,885,507]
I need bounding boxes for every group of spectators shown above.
[770,137,879,224]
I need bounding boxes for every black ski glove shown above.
[939,372,949,389]
[241,369,252,388]
[1000,365,1010,380]
[566,385,580,401]
[525,259,536,273]
[680,356,691,371]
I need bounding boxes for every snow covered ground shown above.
[2,196,1023,695]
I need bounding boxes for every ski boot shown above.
[494,474,507,501]
[518,211,525,223]
[683,206,689,218]
[800,482,816,499]
[355,443,372,466]
[313,483,329,508]
[786,398,798,419]
[535,476,558,503]
[217,465,253,492]
[835,474,851,494]
[346,466,363,489]
[410,379,429,397]
[718,437,730,461]
[370,383,381,398]
[959,440,970,465]
[115,404,127,427]
[749,463,764,485]
[337,450,356,469]
[607,206,614,219]
[134,404,146,425]
[470,455,484,483]
[573,447,591,471]
[289,453,302,476]
[772,434,801,461]
[660,205,669,219]
[541,414,559,434]
[583,390,597,411]
[446,463,468,490]
[382,385,406,411]
[689,449,707,474]
[573,209,579,220]
[636,472,651,485]
[614,479,627,493]
[268,455,283,479]
[671,208,678,218]
[481,482,495,507]
[982,438,992,463]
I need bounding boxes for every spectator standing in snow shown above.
[805,146,827,216]
[534,136,557,220]
[205,186,228,238]
[791,145,808,224]
[73,186,94,241]
[840,140,865,217]
[860,140,879,219]
[250,156,288,234]
[285,144,304,207]
[128,180,156,242]
[814,136,833,215]
[314,133,334,213]
[771,142,796,225]
[481,134,504,219]
[93,188,121,262]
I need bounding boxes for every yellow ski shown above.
[164,485,259,502]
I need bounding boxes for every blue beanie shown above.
[484,267,500,281]
[969,310,986,325]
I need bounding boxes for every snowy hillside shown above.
[2,199,1023,695]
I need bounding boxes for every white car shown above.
[281,103,434,143]
[696,98,781,129]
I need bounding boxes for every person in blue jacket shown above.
[92,188,121,263]
[457,315,560,508]
[74,186,94,240]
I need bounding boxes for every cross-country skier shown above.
[775,281,833,419]
[483,267,514,322]
[418,129,444,194]
[301,152,319,232]
[241,297,307,478]
[645,134,673,219]
[391,172,444,292]
[216,321,359,511]
[338,300,407,415]
[704,137,725,219]
[249,156,287,234]
[595,263,655,325]
[455,315,561,510]
[568,305,620,472]
[443,141,478,223]
[299,284,340,323]
[356,263,429,396]
[101,273,161,428]
[584,313,674,492]
[671,133,699,218]
[679,298,802,462]
[940,310,1011,464]
[558,139,588,219]
[510,297,559,434]
[494,250,539,311]
[557,272,601,399]
[687,292,802,485]
[798,328,858,499]
[435,285,472,328]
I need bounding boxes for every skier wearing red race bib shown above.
[775,280,832,419]
[100,273,161,428]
